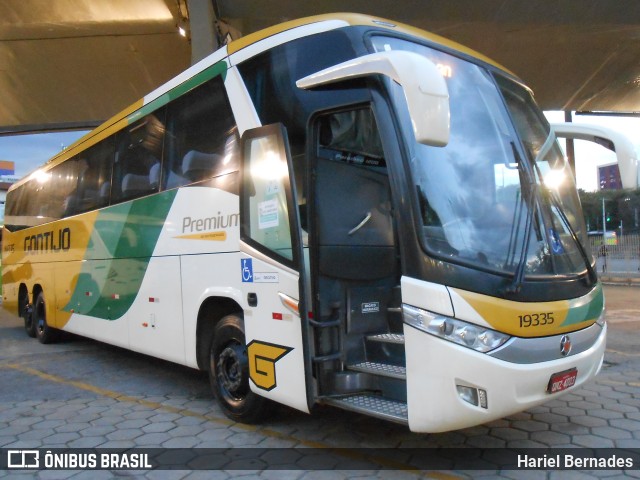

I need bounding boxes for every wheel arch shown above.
[31,284,45,320]
[32,283,43,302]
[195,296,243,371]
[18,283,29,311]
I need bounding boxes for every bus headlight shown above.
[403,305,510,353]
[596,311,606,327]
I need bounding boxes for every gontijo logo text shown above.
[23,228,71,255]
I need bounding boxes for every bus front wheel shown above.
[33,292,59,344]
[209,314,271,423]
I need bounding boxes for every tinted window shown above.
[48,159,81,219]
[238,31,363,222]
[112,111,166,203]
[163,76,238,190]
[4,68,239,230]
[238,30,361,156]
[5,179,37,229]
[75,139,115,213]
[5,162,79,229]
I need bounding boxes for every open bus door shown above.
[237,123,311,415]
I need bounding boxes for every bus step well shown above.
[322,331,408,421]
[366,333,405,344]
[348,361,406,380]
[323,394,408,425]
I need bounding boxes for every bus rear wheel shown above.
[209,314,271,424]
[33,292,59,344]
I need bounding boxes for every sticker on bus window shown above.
[548,228,564,254]
[258,199,279,229]
[266,180,280,195]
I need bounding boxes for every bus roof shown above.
[227,13,510,73]
[10,13,514,192]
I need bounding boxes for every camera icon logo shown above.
[7,450,40,468]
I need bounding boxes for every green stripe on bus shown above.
[560,283,604,327]
[64,190,178,320]
[128,61,228,124]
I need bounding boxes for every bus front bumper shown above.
[404,321,607,433]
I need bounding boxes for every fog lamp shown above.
[456,385,488,409]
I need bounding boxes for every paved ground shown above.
[0,284,638,479]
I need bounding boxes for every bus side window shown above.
[163,75,238,190]
[51,159,81,219]
[75,139,115,213]
[21,174,43,222]
[4,162,61,229]
[6,175,42,228]
[112,111,166,203]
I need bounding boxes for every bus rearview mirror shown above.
[551,122,639,190]
[296,51,450,147]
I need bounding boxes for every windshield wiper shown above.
[505,142,536,295]
[505,202,534,294]
[533,163,598,286]
[530,129,596,283]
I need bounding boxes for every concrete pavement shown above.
[0,285,638,479]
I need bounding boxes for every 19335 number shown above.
[519,312,555,328]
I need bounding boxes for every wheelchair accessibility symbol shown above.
[548,228,564,254]
[241,258,253,283]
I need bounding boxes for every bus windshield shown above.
[372,36,591,278]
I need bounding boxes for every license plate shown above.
[547,368,578,394]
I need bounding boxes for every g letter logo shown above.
[246,340,292,391]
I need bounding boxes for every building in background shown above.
[598,163,623,190]
[0,160,18,226]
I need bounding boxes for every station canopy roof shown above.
[2,0,640,134]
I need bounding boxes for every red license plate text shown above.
[547,368,578,394]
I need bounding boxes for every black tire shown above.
[33,291,59,344]
[209,314,272,423]
[19,290,35,338]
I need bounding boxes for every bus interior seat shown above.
[121,173,152,197]
[77,189,99,211]
[99,181,111,203]
[182,150,220,182]
[62,195,77,217]
[165,170,187,190]
[149,163,161,190]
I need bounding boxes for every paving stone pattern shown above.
[0,286,639,479]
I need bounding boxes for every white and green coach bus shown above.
[2,14,609,432]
